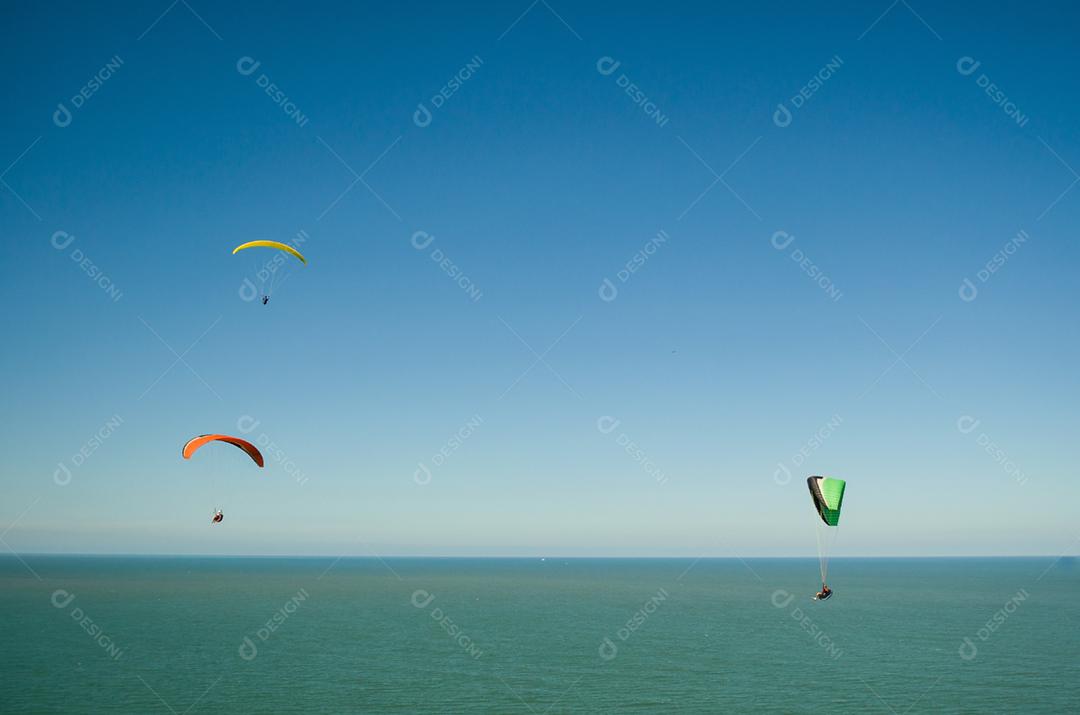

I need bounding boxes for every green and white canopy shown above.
[807,476,846,527]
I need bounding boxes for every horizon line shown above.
[1,553,1073,560]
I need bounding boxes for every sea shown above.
[1,556,1076,713]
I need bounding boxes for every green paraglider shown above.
[808,476,846,526]
[807,476,846,598]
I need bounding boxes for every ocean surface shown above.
[1,556,1076,713]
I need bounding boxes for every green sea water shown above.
[1,556,1076,713]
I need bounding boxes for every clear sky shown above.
[2,1,1077,557]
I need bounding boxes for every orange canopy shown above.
[181,434,264,467]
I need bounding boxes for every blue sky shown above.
[2,1,1077,556]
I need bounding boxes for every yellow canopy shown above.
[232,240,307,264]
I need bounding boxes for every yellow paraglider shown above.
[232,240,307,264]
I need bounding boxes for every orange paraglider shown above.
[182,435,264,525]
[182,434,264,466]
